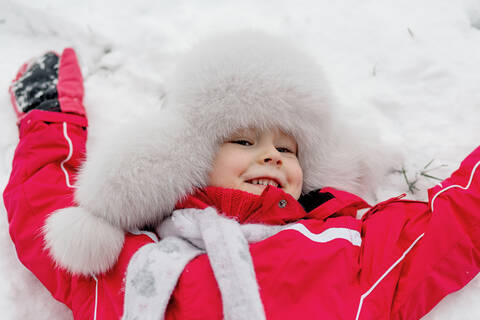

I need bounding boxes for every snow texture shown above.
[0,0,479,319]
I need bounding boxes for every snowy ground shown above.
[1,0,479,318]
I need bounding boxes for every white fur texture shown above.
[57,30,389,275]
[75,109,210,229]
[43,207,125,275]
[77,30,385,227]
[166,30,385,197]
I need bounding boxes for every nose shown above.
[259,147,282,166]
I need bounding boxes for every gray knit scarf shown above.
[122,207,283,320]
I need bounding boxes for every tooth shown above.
[249,179,279,187]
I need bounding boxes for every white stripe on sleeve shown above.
[282,224,362,247]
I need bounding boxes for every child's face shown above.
[208,127,303,199]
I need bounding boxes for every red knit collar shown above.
[175,186,370,225]
[175,186,308,225]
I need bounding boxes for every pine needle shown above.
[399,167,419,193]
[420,172,443,181]
[423,159,434,169]
[396,159,446,194]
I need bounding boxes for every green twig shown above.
[396,159,446,194]
[400,167,419,193]
[423,159,434,169]
[420,172,443,181]
[420,159,446,181]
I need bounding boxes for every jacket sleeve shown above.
[2,110,155,318]
[3,111,88,307]
[359,146,480,320]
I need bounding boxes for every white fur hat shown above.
[44,30,381,275]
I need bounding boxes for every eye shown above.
[276,146,294,153]
[231,139,253,146]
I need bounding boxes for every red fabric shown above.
[176,186,314,225]
[57,48,85,117]
[4,109,480,319]
[3,110,153,319]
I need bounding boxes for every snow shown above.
[0,0,479,318]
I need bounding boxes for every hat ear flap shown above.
[44,109,214,275]
[43,207,125,275]
[73,109,213,229]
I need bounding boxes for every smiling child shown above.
[4,30,480,320]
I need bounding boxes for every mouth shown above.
[245,177,282,189]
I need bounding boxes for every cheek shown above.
[289,160,303,184]
[288,160,304,197]
[209,158,232,187]
[208,164,223,187]
[208,148,246,187]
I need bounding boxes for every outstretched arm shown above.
[4,48,89,305]
[391,146,480,319]
[3,50,156,319]
[358,146,480,320]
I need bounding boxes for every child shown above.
[4,31,480,320]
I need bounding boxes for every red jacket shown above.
[4,109,480,319]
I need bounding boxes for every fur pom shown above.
[43,207,125,275]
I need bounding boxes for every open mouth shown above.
[246,178,282,188]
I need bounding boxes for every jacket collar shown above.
[305,187,370,220]
[175,186,370,225]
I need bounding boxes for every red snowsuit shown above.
[4,109,480,319]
